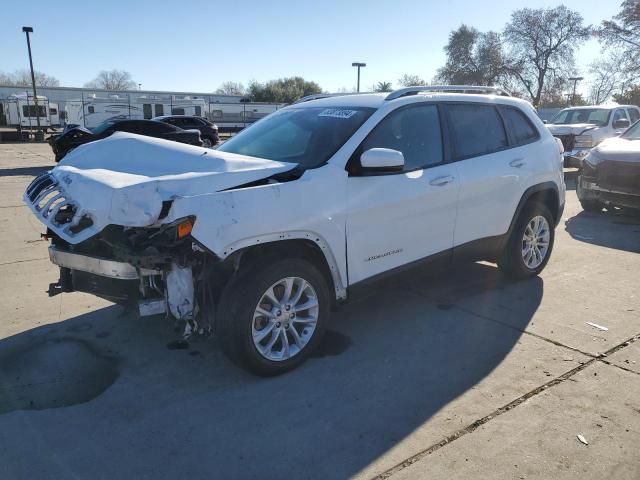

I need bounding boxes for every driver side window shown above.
[360,104,443,172]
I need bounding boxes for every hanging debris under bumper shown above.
[47,243,207,336]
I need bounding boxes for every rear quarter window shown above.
[499,106,539,146]
[446,104,508,159]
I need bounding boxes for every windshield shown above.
[90,120,115,134]
[551,108,610,126]
[217,106,375,169]
[621,120,640,139]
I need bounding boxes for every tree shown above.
[0,69,60,87]
[247,77,323,103]
[215,81,246,96]
[502,6,591,107]
[436,25,507,85]
[397,74,427,87]
[598,0,640,79]
[613,84,640,105]
[84,69,137,90]
[374,81,393,92]
[587,55,630,104]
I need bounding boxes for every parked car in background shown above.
[577,120,640,212]
[546,104,640,168]
[49,119,203,162]
[26,86,564,375]
[154,115,219,147]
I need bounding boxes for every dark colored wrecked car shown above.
[50,119,203,162]
[577,121,640,212]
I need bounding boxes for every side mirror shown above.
[613,118,630,130]
[360,148,404,172]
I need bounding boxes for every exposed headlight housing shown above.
[574,135,594,149]
[583,149,601,167]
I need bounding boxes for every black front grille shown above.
[554,134,575,152]
[596,160,640,195]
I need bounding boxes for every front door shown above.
[346,103,459,284]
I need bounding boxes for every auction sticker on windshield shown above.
[318,108,358,119]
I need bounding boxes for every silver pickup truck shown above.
[546,104,640,168]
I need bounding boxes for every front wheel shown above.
[216,258,330,375]
[498,203,555,279]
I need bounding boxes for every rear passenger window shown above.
[447,104,507,159]
[500,106,539,145]
[361,104,443,171]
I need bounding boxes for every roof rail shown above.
[292,92,365,105]
[385,85,511,101]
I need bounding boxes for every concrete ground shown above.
[0,143,638,480]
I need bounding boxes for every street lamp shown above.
[568,76,584,106]
[352,62,366,93]
[22,26,44,141]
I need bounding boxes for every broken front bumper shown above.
[48,246,194,319]
[562,149,590,168]
[579,178,640,210]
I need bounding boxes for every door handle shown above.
[429,175,454,186]
[509,158,526,168]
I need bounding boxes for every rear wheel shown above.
[498,203,555,279]
[216,258,330,375]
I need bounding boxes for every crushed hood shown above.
[25,132,296,243]
[546,123,598,136]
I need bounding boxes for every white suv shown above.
[546,104,640,168]
[25,86,565,375]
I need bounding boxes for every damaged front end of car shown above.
[25,172,231,338]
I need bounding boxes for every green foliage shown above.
[613,85,640,105]
[436,25,506,85]
[247,77,323,103]
[374,81,393,92]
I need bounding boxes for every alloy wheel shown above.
[252,277,319,361]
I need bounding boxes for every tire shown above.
[498,203,555,279]
[580,200,603,213]
[202,137,213,148]
[216,257,330,376]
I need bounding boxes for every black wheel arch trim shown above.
[506,182,562,239]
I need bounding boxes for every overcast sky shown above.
[0,0,621,94]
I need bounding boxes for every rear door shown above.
[445,102,533,246]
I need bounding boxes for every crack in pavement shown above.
[372,328,640,480]
[0,257,48,267]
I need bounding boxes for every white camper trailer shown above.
[65,94,208,129]
[1,93,59,130]
[206,102,281,131]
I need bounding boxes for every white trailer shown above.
[65,94,208,129]
[1,93,60,130]
[206,102,282,131]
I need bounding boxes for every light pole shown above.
[568,76,584,106]
[22,26,44,141]
[352,62,366,93]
